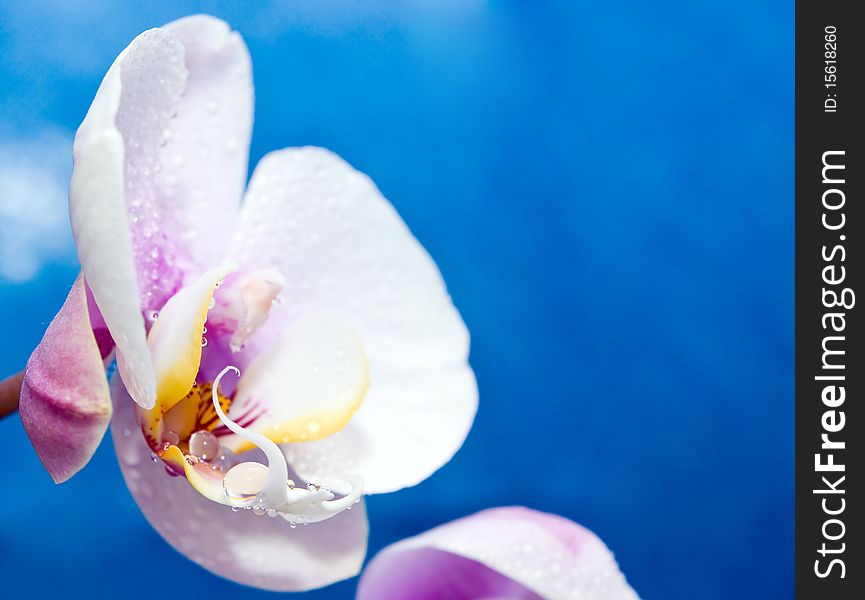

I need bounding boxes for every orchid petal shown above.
[111,381,368,591]
[357,507,639,600]
[218,313,368,453]
[71,17,253,411]
[139,264,233,440]
[229,147,477,493]
[160,15,254,269]
[19,276,111,483]
[71,55,155,408]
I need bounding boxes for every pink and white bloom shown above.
[357,507,639,600]
[19,15,476,591]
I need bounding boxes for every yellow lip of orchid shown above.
[220,312,370,454]
[138,263,235,445]
[159,366,364,525]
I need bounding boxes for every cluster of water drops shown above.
[202,284,219,347]
[220,459,332,525]
[152,427,238,475]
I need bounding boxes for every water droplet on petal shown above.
[224,462,268,501]
[189,430,220,461]
[266,509,278,518]
[162,430,179,446]
[201,337,208,347]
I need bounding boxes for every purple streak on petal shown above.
[195,330,258,388]
[19,276,111,483]
[84,281,115,359]
[134,242,186,315]
[358,547,543,600]
[358,507,639,600]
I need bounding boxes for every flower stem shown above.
[0,371,23,419]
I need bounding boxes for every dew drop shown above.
[289,522,297,529]
[266,509,279,518]
[162,430,180,446]
[201,337,208,347]
[224,462,268,501]
[253,506,267,516]
[121,444,140,466]
[189,430,220,461]
[208,297,216,310]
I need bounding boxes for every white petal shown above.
[70,35,161,409]
[357,507,639,600]
[229,147,477,493]
[71,18,253,407]
[219,312,369,453]
[161,15,254,269]
[111,380,369,591]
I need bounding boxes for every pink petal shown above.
[110,379,368,591]
[19,276,111,483]
[357,507,639,600]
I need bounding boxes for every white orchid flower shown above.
[19,14,477,591]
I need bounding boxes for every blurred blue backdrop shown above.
[0,1,792,598]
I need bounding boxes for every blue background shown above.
[0,1,793,598]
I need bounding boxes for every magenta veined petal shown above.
[19,275,111,483]
[357,506,639,600]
